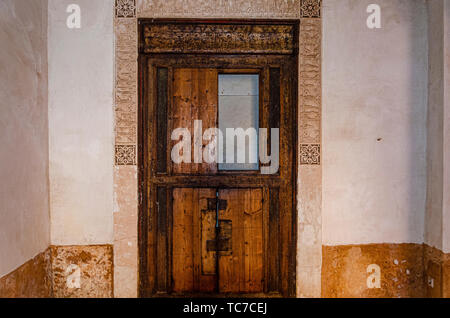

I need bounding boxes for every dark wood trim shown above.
[138,18,300,25]
[137,55,148,297]
[290,53,299,297]
[156,68,168,173]
[268,187,281,292]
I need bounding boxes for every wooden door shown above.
[169,68,266,294]
[138,21,298,298]
[171,188,264,294]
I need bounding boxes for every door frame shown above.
[137,19,299,297]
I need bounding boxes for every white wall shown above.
[322,0,428,245]
[0,0,50,277]
[48,0,114,245]
[44,0,431,250]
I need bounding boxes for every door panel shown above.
[172,187,264,294]
[218,189,264,293]
[172,188,217,293]
[171,69,218,175]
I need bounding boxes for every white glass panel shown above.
[218,74,259,171]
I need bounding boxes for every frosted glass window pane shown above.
[218,74,259,171]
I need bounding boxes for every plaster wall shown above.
[322,0,428,245]
[426,0,444,251]
[425,0,450,254]
[48,0,115,245]
[44,0,432,296]
[442,0,450,253]
[0,0,50,278]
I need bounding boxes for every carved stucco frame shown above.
[113,0,322,298]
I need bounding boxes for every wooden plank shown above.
[146,184,157,294]
[269,68,281,159]
[262,187,270,294]
[243,189,263,293]
[288,58,298,297]
[172,188,194,292]
[146,55,285,70]
[156,187,168,292]
[198,69,218,174]
[200,202,216,276]
[167,186,174,293]
[218,189,263,293]
[167,67,174,176]
[198,188,217,292]
[218,189,237,293]
[192,188,201,291]
[260,67,270,153]
[269,68,281,130]
[172,188,217,293]
[138,55,149,296]
[280,62,295,296]
[172,69,192,174]
[268,188,280,292]
[156,68,168,173]
[149,175,283,188]
[171,69,218,174]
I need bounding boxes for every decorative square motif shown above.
[300,144,320,165]
[115,0,136,18]
[300,0,321,18]
[115,145,136,165]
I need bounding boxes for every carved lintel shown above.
[140,23,296,55]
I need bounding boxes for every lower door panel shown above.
[172,188,264,295]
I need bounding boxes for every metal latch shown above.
[206,220,232,253]
[207,198,227,211]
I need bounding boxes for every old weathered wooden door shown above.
[139,21,298,297]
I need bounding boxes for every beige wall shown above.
[322,0,428,245]
[1,0,447,296]
[48,0,114,245]
[425,0,450,253]
[0,0,50,277]
[426,0,444,251]
[47,0,431,268]
[441,0,450,253]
